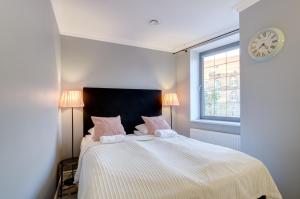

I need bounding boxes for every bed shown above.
[75,87,281,199]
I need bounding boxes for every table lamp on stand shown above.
[162,93,179,129]
[59,90,84,185]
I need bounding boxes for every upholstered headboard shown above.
[83,87,162,136]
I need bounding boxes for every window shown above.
[200,42,240,122]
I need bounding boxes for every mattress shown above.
[75,134,281,199]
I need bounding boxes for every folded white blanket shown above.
[155,129,177,138]
[100,134,125,144]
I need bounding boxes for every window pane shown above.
[204,66,214,80]
[215,77,226,91]
[227,75,240,90]
[227,89,240,102]
[204,79,214,91]
[214,91,227,117]
[226,88,240,118]
[203,56,214,67]
[204,91,214,116]
[227,49,240,63]
[227,61,239,76]
[215,52,226,65]
[201,44,240,121]
[215,64,226,79]
[227,102,240,117]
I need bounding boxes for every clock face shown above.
[248,28,285,61]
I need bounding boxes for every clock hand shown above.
[258,43,265,49]
[266,32,271,40]
[258,43,269,50]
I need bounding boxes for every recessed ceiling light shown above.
[149,19,160,25]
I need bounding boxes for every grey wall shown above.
[175,52,190,137]
[175,51,240,136]
[240,0,300,198]
[61,36,176,158]
[0,0,61,198]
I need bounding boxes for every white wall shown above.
[61,35,176,158]
[240,0,300,198]
[0,0,61,198]
[175,51,190,136]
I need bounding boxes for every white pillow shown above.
[88,127,95,135]
[135,124,148,134]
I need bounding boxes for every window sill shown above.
[191,119,240,127]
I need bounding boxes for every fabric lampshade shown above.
[162,93,180,106]
[60,90,84,108]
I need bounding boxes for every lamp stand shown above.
[170,106,173,129]
[64,107,75,186]
[71,107,74,159]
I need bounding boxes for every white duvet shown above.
[75,135,281,199]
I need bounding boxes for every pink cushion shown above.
[91,116,126,140]
[142,116,171,135]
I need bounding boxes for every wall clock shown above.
[248,28,285,61]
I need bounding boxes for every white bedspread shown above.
[75,135,281,199]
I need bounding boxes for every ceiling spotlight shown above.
[149,19,160,25]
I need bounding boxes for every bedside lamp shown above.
[60,90,84,159]
[162,93,179,129]
[60,90,84,186]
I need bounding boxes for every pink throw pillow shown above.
[91,116,126,140]
[142,116,171,135]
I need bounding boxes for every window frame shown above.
[199,41,240,123]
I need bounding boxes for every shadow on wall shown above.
[36,129,62,199]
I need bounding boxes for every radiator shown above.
[190,128,241,150]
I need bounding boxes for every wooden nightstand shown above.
[57,157,79,198]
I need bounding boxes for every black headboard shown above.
[83,87,162,136]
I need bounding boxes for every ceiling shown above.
[51,0,256,52]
